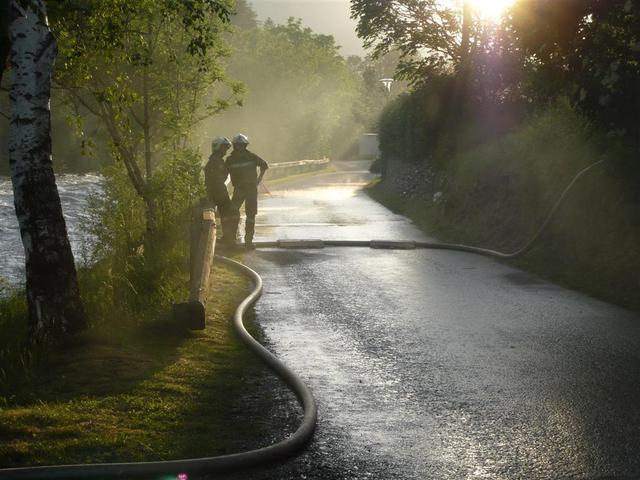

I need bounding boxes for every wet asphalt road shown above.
[238,161,640,479]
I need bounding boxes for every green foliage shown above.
[378,75,458,164]
[0,265,282,467]
[350,0,467,83]
[5,0,232,337]
[506,0,640,143]
[50,0,233,60]
[153,149,205,228]
[49,0,240,237]
[230,0,258,29]
[202,16,362,162]
[355,0,640,161]
[82,149,204,327]
[0,283,29,395]
[346,51,406,129]
[52,0,237,134]
[371,101,640,311]
[443,101,600,239]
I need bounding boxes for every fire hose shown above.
[0,159,604,479]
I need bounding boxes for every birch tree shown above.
[4,0,86,341]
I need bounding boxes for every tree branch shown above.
[55,81,103,118]
[99,102,147,197]
[129,106,144,128]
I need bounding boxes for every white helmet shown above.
[232,134,250,145]
[212,136,231,150]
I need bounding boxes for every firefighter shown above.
[204,136,239,246]
[226,134,269,249]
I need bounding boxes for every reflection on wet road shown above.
[241,161,640,479]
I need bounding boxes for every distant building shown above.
[359,133,380,159]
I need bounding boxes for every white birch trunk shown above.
[8,0,86,341]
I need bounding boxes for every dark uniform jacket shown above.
[204,153,230,204]
[225,150,269,188]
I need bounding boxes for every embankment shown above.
[368,103,640,311]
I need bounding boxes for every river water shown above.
[0,174,103,287]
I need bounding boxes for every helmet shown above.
[232,134,250,145]
[212,136,231,149]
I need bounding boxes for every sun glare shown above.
[468,0,515,20]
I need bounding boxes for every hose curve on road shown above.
[252,159,606,259]
[0,159,603,479]
[416,158,605,259]
[0,258,317,480]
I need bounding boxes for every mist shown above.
[250,0,365,56]
[196,3,394,167]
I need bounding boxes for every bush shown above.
[82,148,205,330]
[441,100,601,249]
[0,282,30,395]
[373,99,640,310]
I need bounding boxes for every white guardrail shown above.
[267,158,330,179]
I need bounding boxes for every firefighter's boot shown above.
[245,216,256,249]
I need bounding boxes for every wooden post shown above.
[190,208,217,304]
[174,203,216,330]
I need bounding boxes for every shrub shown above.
[82,148,205,330]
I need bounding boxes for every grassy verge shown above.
[0,262,279,468]
[368,102,640,312]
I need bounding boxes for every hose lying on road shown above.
[253,159,606,259]
[0,257,317,480]
[417,158,605,259]
[0,159,603,479]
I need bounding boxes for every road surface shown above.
[228,160,640,479]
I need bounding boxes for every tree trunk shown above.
[442,0,473,153]
[459,0,472,67]
[0,1,9,84]
[144,195,158,239]
[8,0,86,342]
[100,102,158,239]
[454,0,473,103]
[142,65,158,239]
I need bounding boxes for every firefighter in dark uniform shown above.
[204,137,239,246]
[226,134,269,249]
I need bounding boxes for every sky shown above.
[249,0,367,57]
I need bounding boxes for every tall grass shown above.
[80,150,204,332]
[0,281,31,397]
[372,100,640,310]
[1,148,205,392]
[441,100,602,250]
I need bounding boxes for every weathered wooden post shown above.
[173,201,217,330]
[190,207,217,305]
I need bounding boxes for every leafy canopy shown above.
[50,0,241,236]
[350,0,466,83]
[205,16,360,162]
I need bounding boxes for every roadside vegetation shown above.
[0,0,394,467]
[355,1,640,311]
[200,0,399,164]
[0,264,286,466]
[369,101,640,311]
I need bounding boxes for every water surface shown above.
[0,174,102,287]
